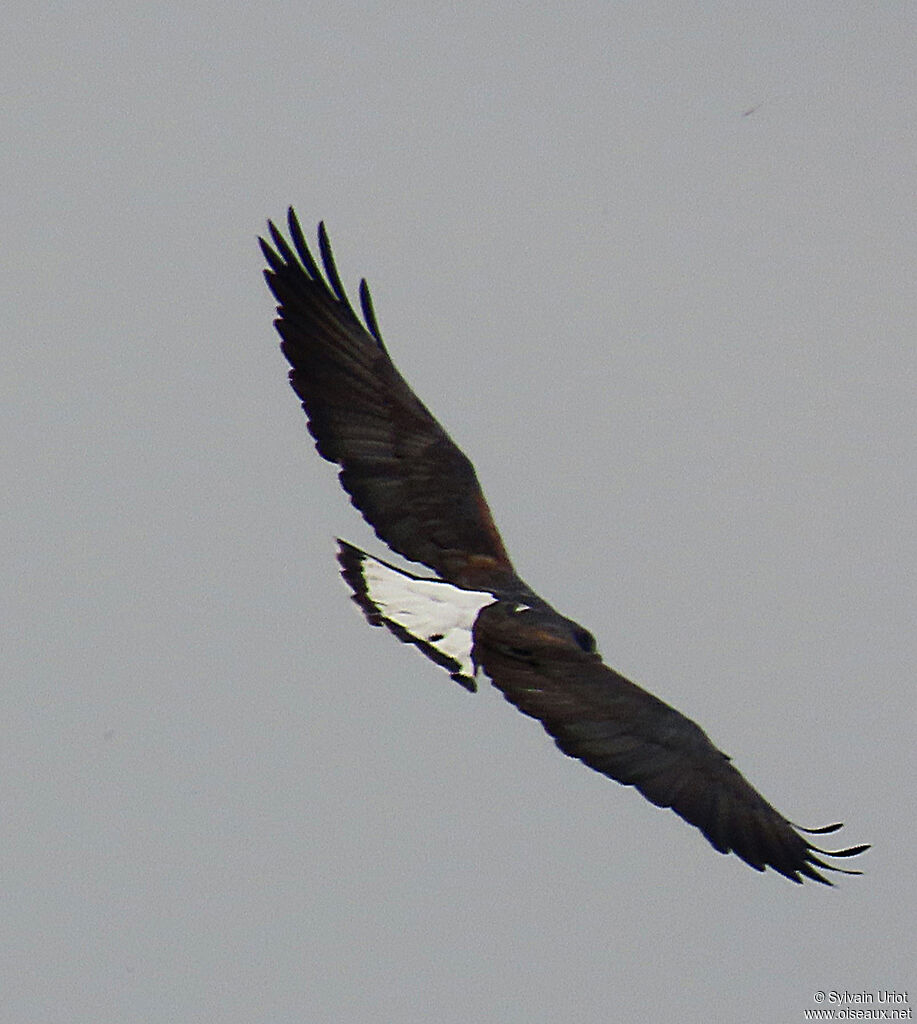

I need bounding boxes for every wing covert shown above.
[261,209,516,591]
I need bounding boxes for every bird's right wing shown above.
[473,602,869,884]
[261,210,516,591]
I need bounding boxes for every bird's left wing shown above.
[260,210,517,592]
[472,602,869,884]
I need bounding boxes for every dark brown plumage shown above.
[260,215,514,593]
[261,208,868,884]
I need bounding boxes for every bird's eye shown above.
[573,627,596,653]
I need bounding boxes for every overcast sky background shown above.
[3,4,915,1022]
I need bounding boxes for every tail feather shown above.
[336,541,497,690]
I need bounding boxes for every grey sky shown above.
[2,3,914,1021]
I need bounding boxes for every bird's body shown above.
[260,209,867,884]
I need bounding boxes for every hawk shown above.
[260,209,868,884]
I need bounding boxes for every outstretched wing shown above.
[261,209,516,591]
[473,603,869,884]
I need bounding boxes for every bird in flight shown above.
[260,209,868,885]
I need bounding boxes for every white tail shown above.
[337,541,497,688]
